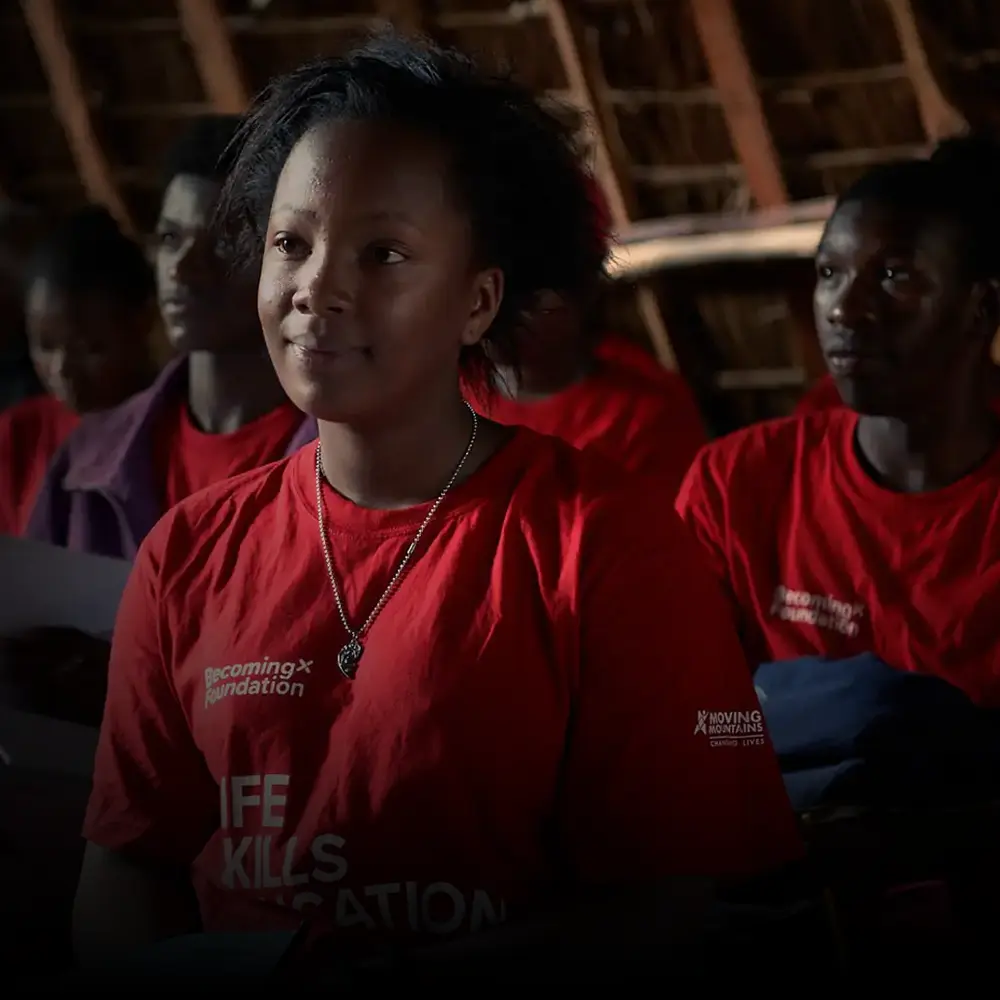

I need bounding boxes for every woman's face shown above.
[257,120,503,425]
[813,198,987,417]
[26,280,154,412]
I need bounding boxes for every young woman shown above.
[74,34,800,977]
[24,115,317,560]
[677,133,1000,708]
[0,205,159,536]
[478,179,707,494]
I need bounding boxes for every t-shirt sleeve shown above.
[560,486,802,885]
[674,444,734,594]
[83,523,217,865]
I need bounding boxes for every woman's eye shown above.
[817,265,834,280]
[373,246,405,265]
[272,232,307,256]
[883,266,910,282]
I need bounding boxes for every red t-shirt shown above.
[676,408,1000,706]
[595,336,678,389]
[154,398,305,509]
[0,394,79,536]
[86,429,800,943]
[480,363,706,496]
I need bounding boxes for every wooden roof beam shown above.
[21,0,133,232]
[689,0,786,208]
[545,0,633,226]
[176,0,249,113]
[544,0,677,369]
[884,0,966,142]
[690,0,824,380]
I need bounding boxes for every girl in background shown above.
[0,205,158,536]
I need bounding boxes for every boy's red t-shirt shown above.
[86,428,801,942]
[0,394,80,536]
[480,361,706,496]
[153,398,306,509]
[676,408,1000,707]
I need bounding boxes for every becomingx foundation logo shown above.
[769,585,865,638]
[694,709,765,747]
[204,657,313,708]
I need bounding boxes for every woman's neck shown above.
[855,389,999,493]
[318,389,508,510]
[186,349,290,434]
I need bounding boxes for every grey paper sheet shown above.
[0,535,131,638]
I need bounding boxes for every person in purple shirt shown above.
[25,115,317,562]
[7,117,315,719]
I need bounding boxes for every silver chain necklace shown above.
[314,400,479,680]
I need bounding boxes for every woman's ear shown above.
[461,268,504,348]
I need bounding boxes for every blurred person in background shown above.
[478,177,707,497]
[25,114,317,561]
[0,205,159,537]
[0,200,49,411]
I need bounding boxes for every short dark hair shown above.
[161,113,244,190]
[827,131,1000,281]
[212,30,607,375]
[27,204,155,307]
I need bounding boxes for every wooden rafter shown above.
[545,0,634,225]
[690,0,825,381]
[544,0,677,369]
[176,0,249,113]
[690,0,787,208]
[883,0,966,142]
[21,0,133,232]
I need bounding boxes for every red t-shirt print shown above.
[153,397,306,509]
[0,394,80,536]
[86,428,801,941]
[676,408,1000,707]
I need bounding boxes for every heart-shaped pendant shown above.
[337,638,363,679]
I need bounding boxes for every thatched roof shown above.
[2,0,998,431]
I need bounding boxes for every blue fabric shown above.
[756,654,1000,811]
